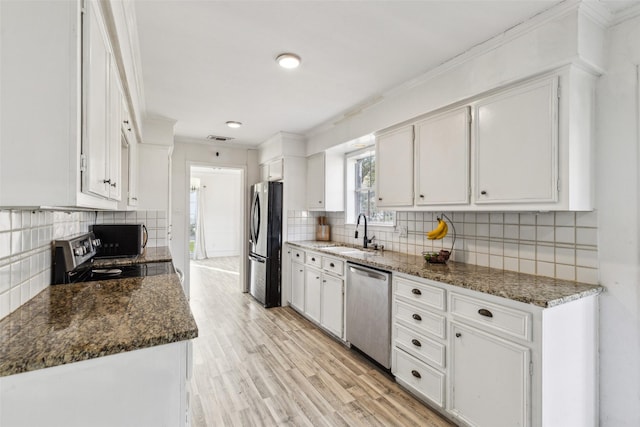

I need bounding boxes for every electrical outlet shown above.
[398,225,408,238]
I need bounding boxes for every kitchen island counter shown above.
[288,240,603,308]
[0,266,197,377]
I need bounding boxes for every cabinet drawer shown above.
[395,277,446,311]
[290,248,305,263]
[395,300,446,339]
[306,252,322,268]
[395,323,445,369]
[394,349,445,408]
[450,292,531,341]
[322,257,344,276]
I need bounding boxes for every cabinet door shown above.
[306,153,325,209]
[83,1,111,198]
[290,261,305,311]
[475,77,558,204]
[108,60,122,201]
[268,158,284,181]
[415,107,470,205]
[375,126,413,207]
[450,322,530,427]
[321,275,343,338]
[304,267,322,323]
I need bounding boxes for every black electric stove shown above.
[53,233,174,284]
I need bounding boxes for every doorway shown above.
[188,165,245,292]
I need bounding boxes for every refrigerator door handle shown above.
[250,191,261,244]
[249,253,266,263]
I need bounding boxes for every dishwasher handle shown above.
[348,265,388,281]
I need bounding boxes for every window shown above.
[345,148,395,225]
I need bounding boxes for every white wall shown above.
[595,13,640,426]
[171,141,258,297]
[192,169,242,257]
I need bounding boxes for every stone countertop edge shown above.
[287,241,604,309]
[91,246,173,267]
[0,254,198,378]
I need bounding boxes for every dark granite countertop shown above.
[0,250,197,378]
[288,241,603,308]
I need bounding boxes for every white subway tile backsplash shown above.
[537,226,554,242]
[520,213,537,225]
[476,253,489,267]
[576,211,598,227]
[520,225,536,241]
[0,290,10,319]
[537,245,555,263]
[476,224,489,237]
[0,265,10,294]
[555,212,575,227]
[555,227,575,244]
[0,232,10,259]
[504,213,519,224]
[576,249,598,268]
[0,212,10,229]
[489,255,503,269]
[504,257,519,272]
[520,259,536,275]
[504,225,519,239]
[576,227,598,246]
[537,261,555,277]
[556,264,576,281]
[577,267,599,284]
[555,247,576,265]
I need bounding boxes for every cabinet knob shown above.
[132,197,138,201]
[478,308,493,318]
[480,190,487,195]
[411,370,421,379]
[102,179,111,184]
[311,257,315,261]
[411,339,422,347]
[110,182,117,188]
[319,201,322,204]
[123,120,129,124]
[411,288,422,295]
[456,332,462,338]
[412,313,422,321]
[127,127,132,132]
[323,280,326,283]
[296,254,300,257]
[330,263,335,267]
[316,276,320,280]
[419,194,424,198]
[378,197,382,201]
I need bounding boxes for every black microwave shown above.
[91,224,147,258]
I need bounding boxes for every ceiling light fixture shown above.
[276,53,301,69]
[225,121,242,129]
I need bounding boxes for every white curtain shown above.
[194,188,208,260]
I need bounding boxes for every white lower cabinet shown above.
[320,274,344,338]
[450,322,530,427]
[304,267,322,323]
[290,260,305,311]
[392,273,598,427]
[287,246,345,340]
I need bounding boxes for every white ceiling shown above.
[134,0,588,147]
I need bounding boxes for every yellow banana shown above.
[433,221,448,240]
[427,218,448,240]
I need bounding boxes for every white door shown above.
[474,77,558,204]
[291,262,305,311]
[375,126,414,207]
[450,322,530,427]
[306,153,325,209]
[321,274,343,338]
[304,267,322,323]
[83,1,111,198]
[415,107,470,205]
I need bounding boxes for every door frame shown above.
[186,161,248,293]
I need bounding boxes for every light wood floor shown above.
[189,257,454,427]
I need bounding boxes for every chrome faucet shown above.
[355,213,375,249]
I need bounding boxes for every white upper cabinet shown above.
[474,76,558,205]
[83,0,112,200]
[0,0,139,209]
[306,152,344,211]
[374,66,594,211]
[375,126,414,207]
[415,107,470,206]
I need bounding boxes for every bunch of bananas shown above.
[426,217,448,240]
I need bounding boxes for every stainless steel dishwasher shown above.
[346,262,392,369]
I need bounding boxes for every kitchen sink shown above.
[319,246,378,257]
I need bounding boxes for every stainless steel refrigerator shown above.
[248,181,283,307]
